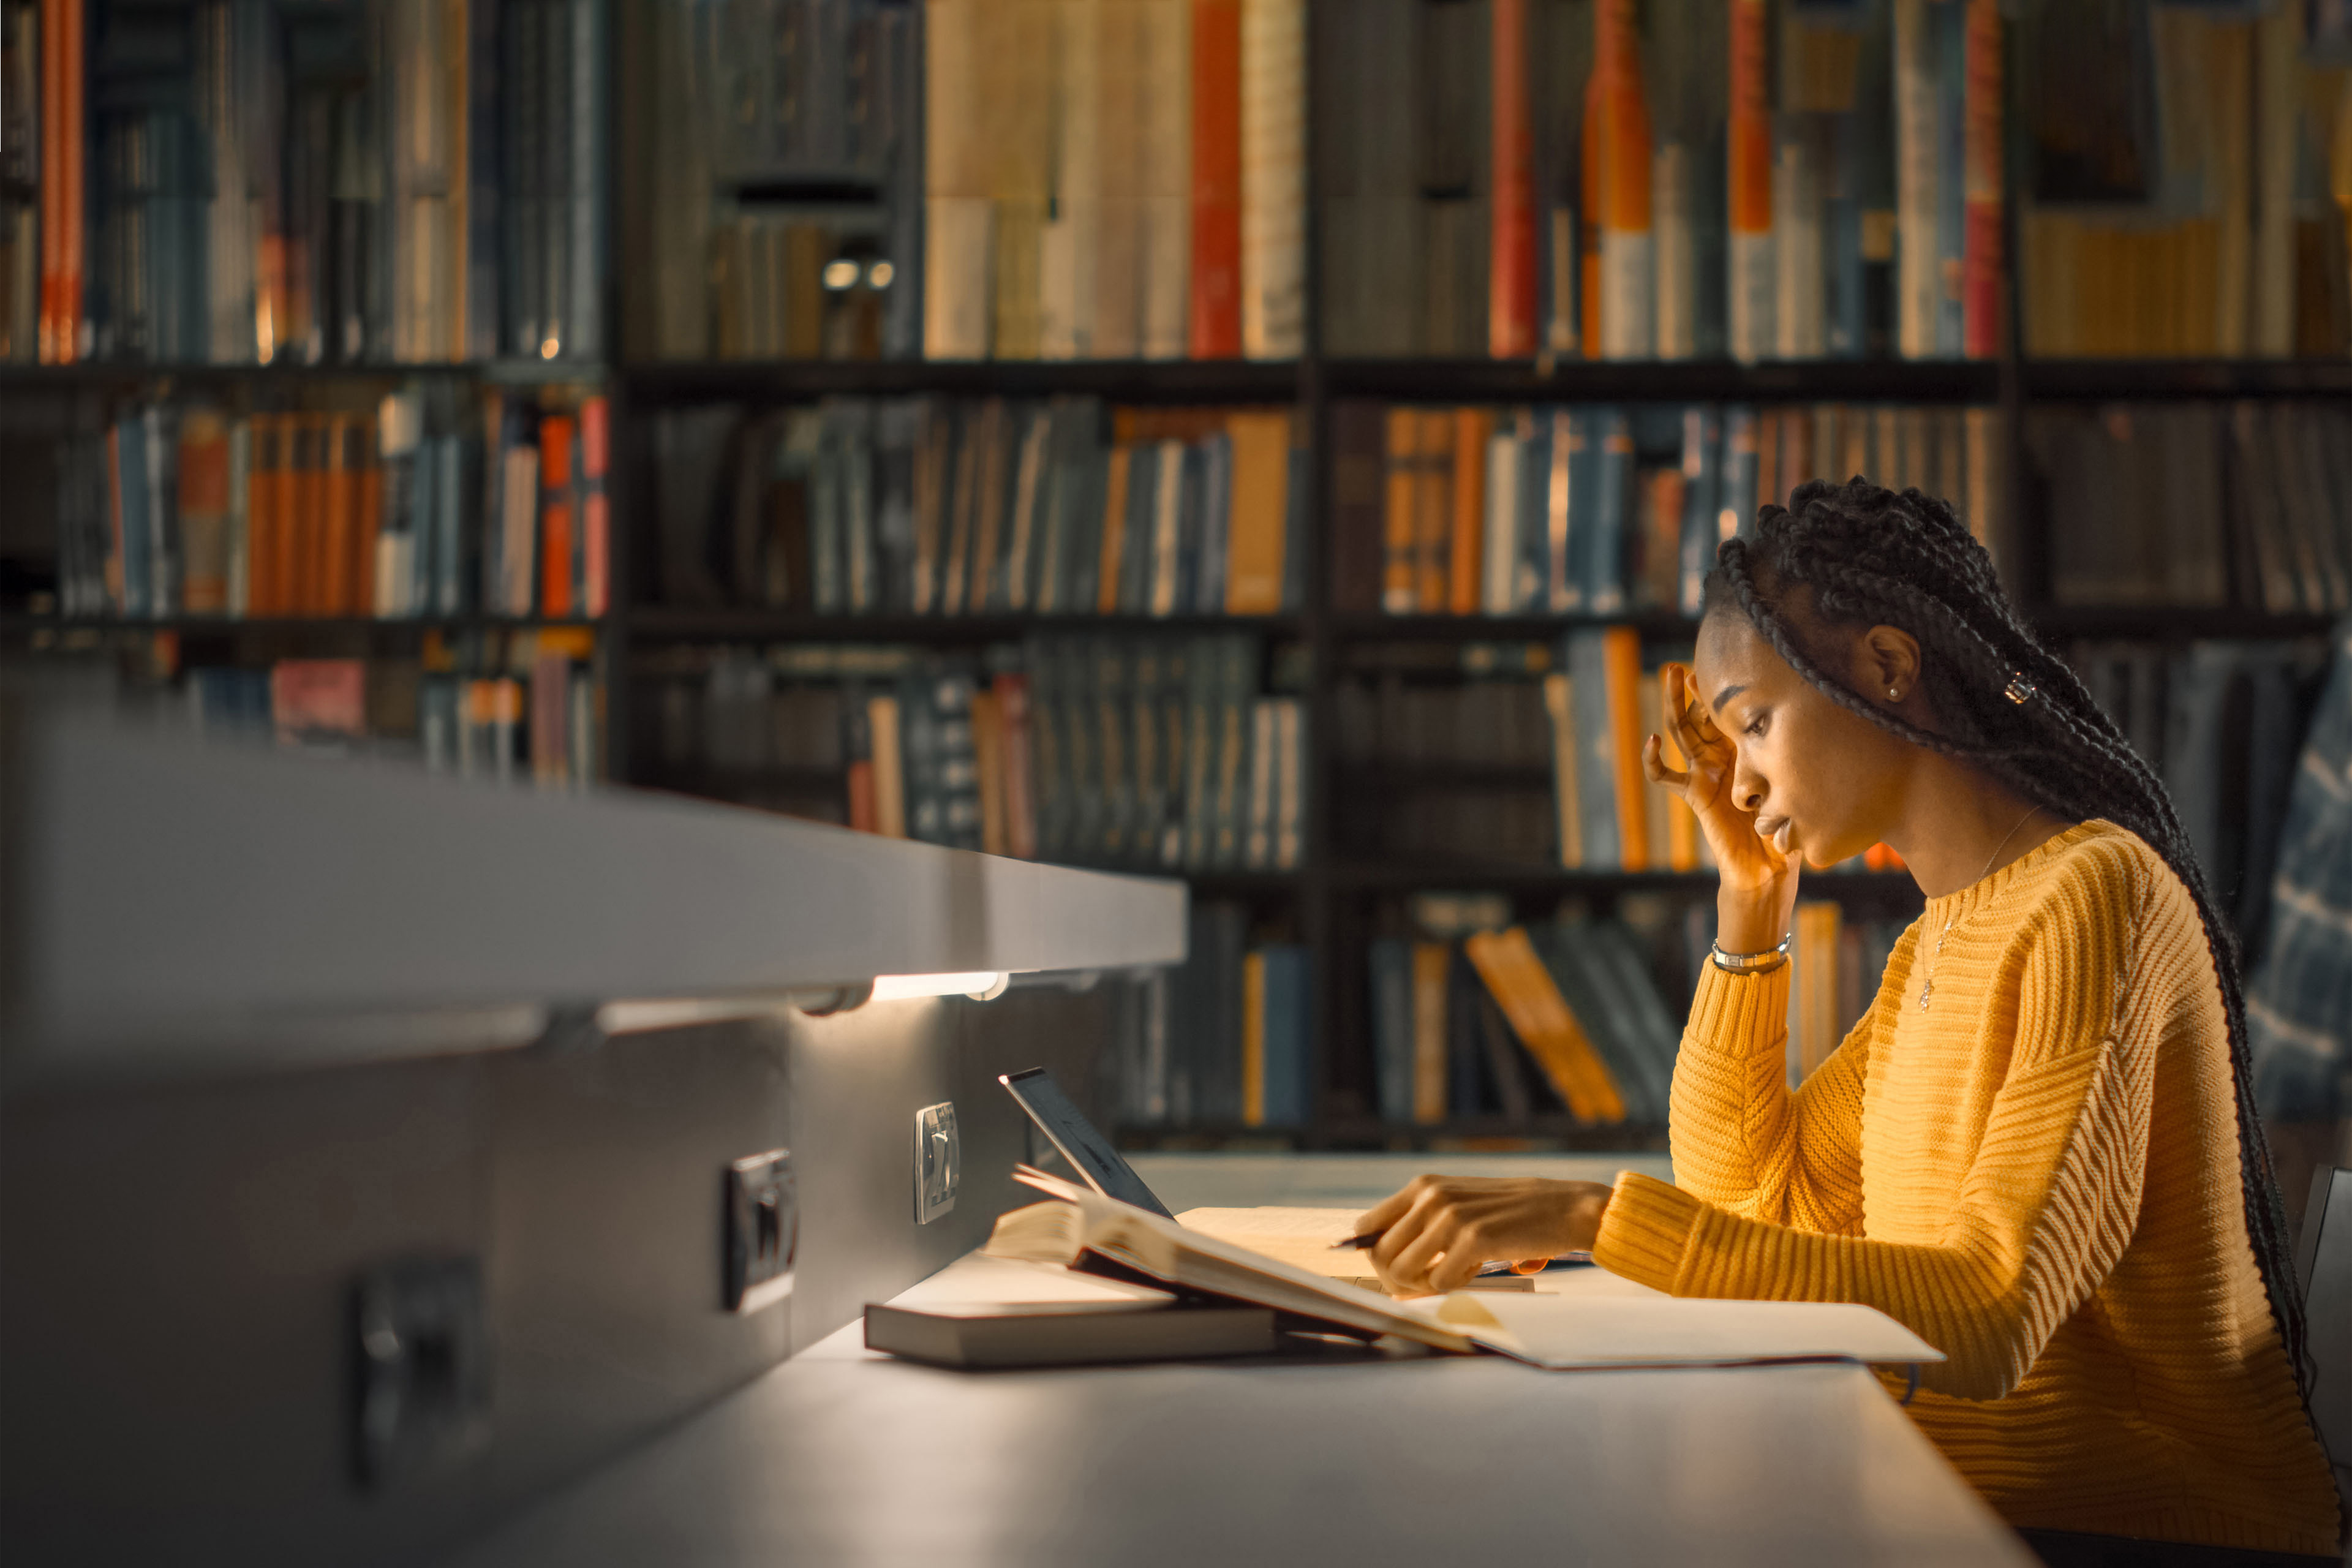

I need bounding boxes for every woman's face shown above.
[1689,610,1917,869]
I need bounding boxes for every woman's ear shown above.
[1855,624,1924,708]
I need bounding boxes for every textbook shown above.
[986,1167,1945,1372]
[864,1299,1280,1370]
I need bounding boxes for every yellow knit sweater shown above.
[1591,820,2341,1551]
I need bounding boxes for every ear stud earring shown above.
[1887,687,1900,700]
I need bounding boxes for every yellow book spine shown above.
[1242,949,1267,1126]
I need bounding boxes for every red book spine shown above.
[1961,0,2003,361]
[580,396,609,616]
[1188,0,1243,359]
[59,0,80,360]
[1488,0,1537,358]
[538,415,575,619]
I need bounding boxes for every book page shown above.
[1174,1206,1370,1280]
[1432,1292,1945,1370]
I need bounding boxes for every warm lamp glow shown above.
[869,972,1008,1002]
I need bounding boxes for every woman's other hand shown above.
[1352,1175,1614,1297]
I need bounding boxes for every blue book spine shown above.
[409,432,439,618]
[1517,412,1552,613]
[1368,937,1415,1124]
[1825,110,1865,359]
[1587,407,1633,614]
[1567,630,1622,869]
[1932,0,1966,356]
[1261,944,1313,1126]
[1722,405,1761,541]
[1557,408,1597,613]
[1194,432,1232,615]
[115,418,152,617]
[1120,443,1158,614]
[1173,442,1208,616]
[436,435,466,614]
[1678,405,1723,616]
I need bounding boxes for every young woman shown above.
[1355,479,2341,1551]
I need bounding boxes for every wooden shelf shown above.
[1329,611,1699,642]
[622,358,1303,403]
[626,608,1304,643]
[2023,606,2340,640]
[2020,358,2352,401]
[0,614,603,636]
[0,358,605,386]
[1321,356,2000,403]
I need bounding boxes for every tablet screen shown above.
[998,1068,1175,1219]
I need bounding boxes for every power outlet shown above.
[913,1102,959,1224]
[722,1148,796,1314]
[351,1255,490,1488]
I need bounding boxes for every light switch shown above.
[722,1148,796,1314]
[913,1101,959,1224]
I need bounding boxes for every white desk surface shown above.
[451,1153,2032,1568]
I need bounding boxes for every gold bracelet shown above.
[1709,935,1792,976]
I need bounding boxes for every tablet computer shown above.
[998,1067,1176,1220]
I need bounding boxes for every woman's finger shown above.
[1642,733,1691,790]
[1379,1211,1457,1296]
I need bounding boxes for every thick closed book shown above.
[863,1299,1279,1370]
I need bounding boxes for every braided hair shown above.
[1705,475,2313,1406]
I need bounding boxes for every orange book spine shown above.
[1412,408,1452,611]
[1464,929,1626,1124]
[353,434,380,616]
[280,417,311,616]
[1096,443,1131,614]
[320,417,355,616]
[1594,0,1653,358]
[37,0,58,360]
[243,416,275,614]
[1446,407,1491,615]
[1411,941,1450,1124]
[1962,0,2003,360]
[580,396,610,616]
[997,672,1038,859]
[1381,407,1419,613]
[539,415,576,619]
[1602,627,1650,870]
[1188,0,1243,358]
[1488,0,1537,357]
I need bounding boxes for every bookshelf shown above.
[4,1,2346,1151]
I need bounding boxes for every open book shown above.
[986,1166,1947,1371]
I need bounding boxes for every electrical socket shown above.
[722,1148,796,1314]
[351,1255,490,1488]
[913,1102,959,1224]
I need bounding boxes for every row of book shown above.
[2029,402,2352,615]
[4,0,605,366]
[1330,398,2003,617]
[24,386,609,619]
[1369,916,1679,1128]
[180,637,601,786]
[651,398,1306,616]
[1321,0,2000,363]
[641,631,1307,871]
[1108,904,1314,1127]
[918,0,1305,363]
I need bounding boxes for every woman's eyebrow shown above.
[1711,683,1747,714]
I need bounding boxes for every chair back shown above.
[2294,1166,2351,1517]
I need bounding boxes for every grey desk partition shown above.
[0,703,1185,1566]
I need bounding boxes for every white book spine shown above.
[1893,0,1939,360]
[1274,697,1302,869]
[1600,231,1656,360]
[1482,430,1519,614]
[924,0,993,358]
[1245,697,1276,869]
[1729,232,1774,364]
[1652,141,1694,361]
[1773,129,1824,359]
[1149,439,1185,615]
[1041,0,1103,358]
[1239,0,1304,358]
[1138,0,1191,359]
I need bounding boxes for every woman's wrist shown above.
[1717,880,1798,956]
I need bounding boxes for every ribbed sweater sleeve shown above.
[1594,878,2154,1402]
[1656,959,1887,1235]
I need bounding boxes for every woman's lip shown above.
[1757,816,1793,854]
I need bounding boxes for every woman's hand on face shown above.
[1642,661,1792,895]
[1352,1175,1613,1297]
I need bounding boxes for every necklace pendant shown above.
[1918,978,1933,1011]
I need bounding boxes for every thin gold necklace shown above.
[1918,805,2042,1012]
